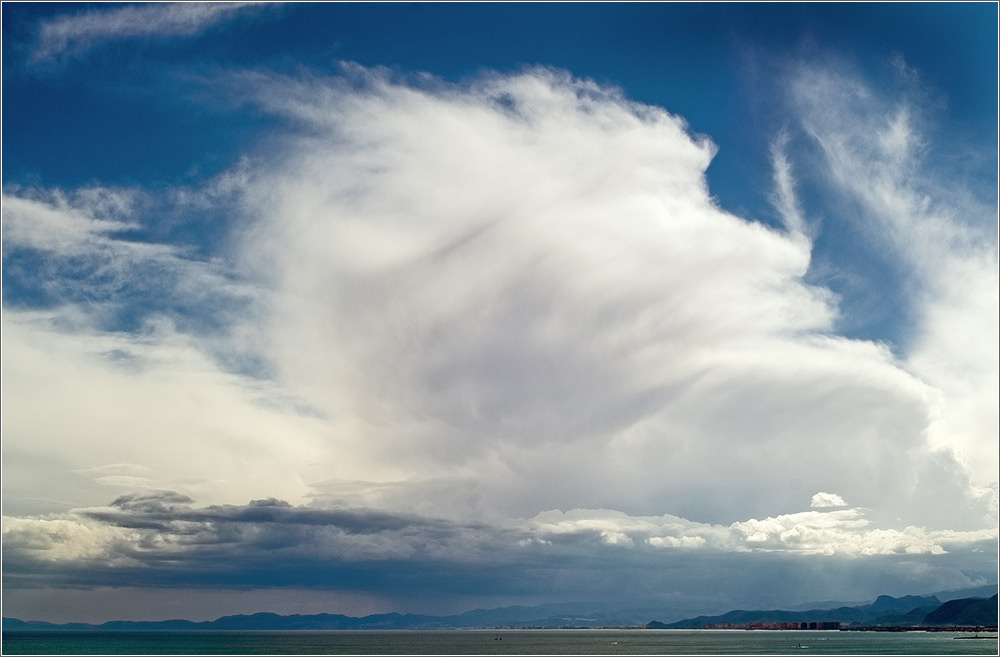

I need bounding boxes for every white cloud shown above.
[222,66,988,529]
[5,498,993,588]
[2,65,994,569]
[788,59,999,489]
[0,311,340,514]
[770,131,812,242]
[811,492,847,508]
[526,505,997,557]
[1,187,251,319]
[2,187,140,254]
[32,2,266,63]
[1,515,141,565]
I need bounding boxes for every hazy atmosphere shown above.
[2,2,997,624]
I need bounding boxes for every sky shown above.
[1,2,998,624]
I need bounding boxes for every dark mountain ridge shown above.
[2,602,642,632]
[653,593,998,629]
[924,595,998,626]
[4,588,997,631]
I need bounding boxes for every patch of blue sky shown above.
[3,3,993,360]
[6,3,993,195]
[4,3,994,352]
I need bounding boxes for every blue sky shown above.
[2,2,997,624]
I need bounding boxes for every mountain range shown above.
[649,593,997,629]
[3,585,996,631]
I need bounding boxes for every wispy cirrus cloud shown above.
[0,186,256,342]
[769,130,812,242]
[31,2,268,64]
[787,58,999,488]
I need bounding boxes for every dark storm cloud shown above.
[5,495,995,614]
[93,491,446,535]
[3,494,551,597]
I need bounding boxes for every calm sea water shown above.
[2,629,998,655]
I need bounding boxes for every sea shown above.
[2,629,998,655]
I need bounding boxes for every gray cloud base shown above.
[3,494,995,620]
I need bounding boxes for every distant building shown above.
[704,620,842,630]
[779,621,842,630]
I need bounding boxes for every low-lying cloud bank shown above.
[3,493,995,618]
[5,493,994,571]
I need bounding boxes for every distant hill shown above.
[650,593,998,629]
[923,594,998,626]
[4,588,997,632]
[4,612,475,632]
[2,603,648,632]
[862,594,940,614]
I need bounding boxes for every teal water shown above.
[2,629,998,655]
